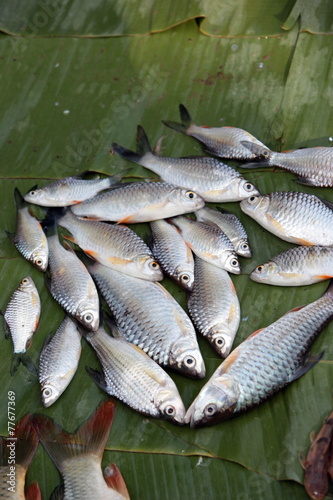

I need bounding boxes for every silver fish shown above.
[112,127,259,202]
[195,206,252,257]
[71,181,205,223]
[250,246,333,286]
[3,276,41,374]
[188,257,240,357]
[32,401,130,500]
[39,315,82,407]
[169,216,241,274]
[24,171,120,207]
[162,104,268,160]
[89,262,205,379]
[150,219,194,290]
[185,281,333,427]
[240,191,333,246]
[0,414,40,500]
[241,143,333,188]
[7,188,48,271]
[85,326,186,423]
[46,222,100,331]
[58,209,163,281]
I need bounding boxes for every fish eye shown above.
[215,337,225,347]
[21,278,29,284]
[241,243,249,251]
[149,261,160,270]
[185,190,196,199]
[164,405,176,416]
[262,150,269,158]
[42,387,52,398]
[180,273,190,283]
[244,182,253,191]
[230,258,239,267]
[204,403,217,417]
[256,265,264,273]
[29,190,36,196]
[248,196,257,203]
[184,356,195,368]
[83,313,94,324]
[35,258,44,267]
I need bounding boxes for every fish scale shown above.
[185,282,333,426]
[240,191,333,246]
[89,262,205,378]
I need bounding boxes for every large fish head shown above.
[169,341,206,379]
[31,249,49,272]
[250,262,278,284]
[174,264,195,291]
[237,179,260,200]
[169,188,205,212]
[155,387,186,425]
[185,374,239,427]
[77,303,100,331]
[207,324,236,358]
[18,275,36,293]
[234,239,252,258]
[24,186,47,205]
[135,255,164,281]
[240,194,269,217]
[221,251,241,275]
[40,380,63,407]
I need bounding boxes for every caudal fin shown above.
[162,103,192,134]
[104,463,131,499]
[11,352,37,376]
[0,413,39,470]
[31,400,116,471]
[112,125,152,167]
[25,482,42,500]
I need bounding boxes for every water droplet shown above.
[329,137,333,142]
[63,110,70,114]
[242,316,249,322]
[196,457,203,467]
[54,102,59,106]
[231,44,238,52]
[54,63,60,68]
[257,62,265,69]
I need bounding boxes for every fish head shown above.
[185,374,239,427]
[31,249,49,272]
[240,194,268,217]
[207,324,236,358]
[77,303,100,331]
[174,265,195,291]
[169,341,206,379]
[40,381,62,407]
[155,387,186,425]
[237,179,260,200]
[136,255,164,281]
[170,188,205,212]
[250,262,278,283]
[221,252,241,274]
[24,186,47,205]
[234,239,252,258]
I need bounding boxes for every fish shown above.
[241,143,333,188]
[84,325,186,423]
[169,216,241,274]
[0,413,41,500]
[3,276,41,375]
[187,257,240,357]
[6,188,48,271]
[162,103,268,160]
[302,410,333,500]
[112,126,260,202]
[89,262,205,379]
[195,206,252,258]
[56,209,163,281]
[39,315,82,407]
[23,171,121,207]
[240,191,333,246]
[44,217,100,331]
[185,280,333,427]
[31,400,130,500]
[250,246,333,286]
[70,181,205,223]
[149,219,194,290]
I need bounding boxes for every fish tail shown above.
[14,187,26,207]
[162,103,192,134]
[104,463,130,499]
[0,414,39,469]
[10,352,38,376]
[25,481,42,500]
[31,400,116,470]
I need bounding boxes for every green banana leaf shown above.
[1,2,333,499]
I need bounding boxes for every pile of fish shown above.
[2,103,333,496]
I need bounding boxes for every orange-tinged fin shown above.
[117,215,136,224]
[294,238,313,246]
[85,249,100,259]
[247,328,264,339]
[200,125,211,129]
[287,305,306,313]
[31,400,116,470]
[25,481,42,500]
[291,352,324,382]
[220,348,241,373]
[104,463,130,498]
[0,414,39,469]
[315,275,333,281]
[62,233,76,244]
